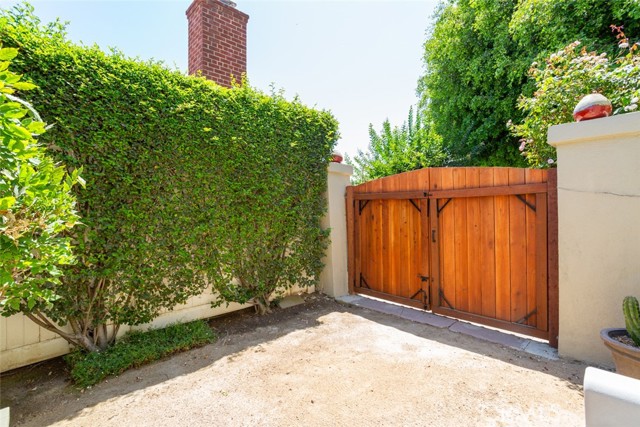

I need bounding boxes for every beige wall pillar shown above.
[548,112,640,366]
[320,162,353,297]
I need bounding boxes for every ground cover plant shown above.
[0,4,338,352]
[65,320,215,388]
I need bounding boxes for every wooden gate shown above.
[346,167,558,346]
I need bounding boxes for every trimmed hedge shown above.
[0,5,338,349]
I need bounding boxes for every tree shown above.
[349,107,445,184]
[419,0,525,166]
[418,0,640,167]
[0,45,84,343]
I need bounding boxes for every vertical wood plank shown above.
[374,199,384,292]
[369,179,383,292]
[420,198,430,306]
[382,198,392,295]
[536,193,549,332]
[525,169,543,327]
[525,196,537,327]
[406,200,416,300]
[358,199,367,290]
[466,168,482,315]
[440,169,456,310]
[479,168,496,318]
[547,168,559,347]
[509,168,527,324]
[493,169,511,322]
[398,200,410,297]
[453,168,469,312]
[346,186,356,294]
[429,192,440,310]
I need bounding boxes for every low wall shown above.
[0,289,251,373]
[548,112,640,366]
[1,163,352,373]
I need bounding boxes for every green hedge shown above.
[0,5,338,349]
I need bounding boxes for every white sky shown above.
[4,0,439,157]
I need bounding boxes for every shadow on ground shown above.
[1,293,587,426]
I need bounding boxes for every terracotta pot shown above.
[601,328,640,380]
[573,93,612,122]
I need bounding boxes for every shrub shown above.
[0,44,83,325]
[348,107,445,184]
[511,27,640,167]
[1,4,337,350]
[65,320,216,388]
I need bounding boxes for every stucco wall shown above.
[319,162,353,297]
[548,112,640,366]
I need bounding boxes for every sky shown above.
[2,0,440,157]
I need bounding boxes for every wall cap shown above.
[548,112,640,147]
[328,162,353,176]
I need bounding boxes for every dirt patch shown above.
[1,294,587,426]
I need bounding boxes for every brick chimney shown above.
[186,0,249,87]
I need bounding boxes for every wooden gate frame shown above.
[346,168,559,348]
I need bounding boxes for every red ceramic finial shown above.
[573,93,613,122]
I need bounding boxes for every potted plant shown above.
[601,296,640,380]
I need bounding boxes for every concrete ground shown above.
[1,294,587,427]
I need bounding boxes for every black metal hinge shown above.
[359,273,371,289]
[437,198,452,216]
[516,195,536,212]
[358,200,370,215]
[515,308,537,325]
[439,288,454,309]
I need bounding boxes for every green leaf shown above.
[0,196,16,210]
[0,48,18,61]
[12,82,36,91]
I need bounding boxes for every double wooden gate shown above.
[346,167,558,346]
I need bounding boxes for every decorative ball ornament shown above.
[573,93,613,122]
[331,151,343,163]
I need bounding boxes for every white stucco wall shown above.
[548,112,640,366]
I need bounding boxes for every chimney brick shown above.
[186,0,249,87]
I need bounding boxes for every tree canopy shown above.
[417,0,640,167]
